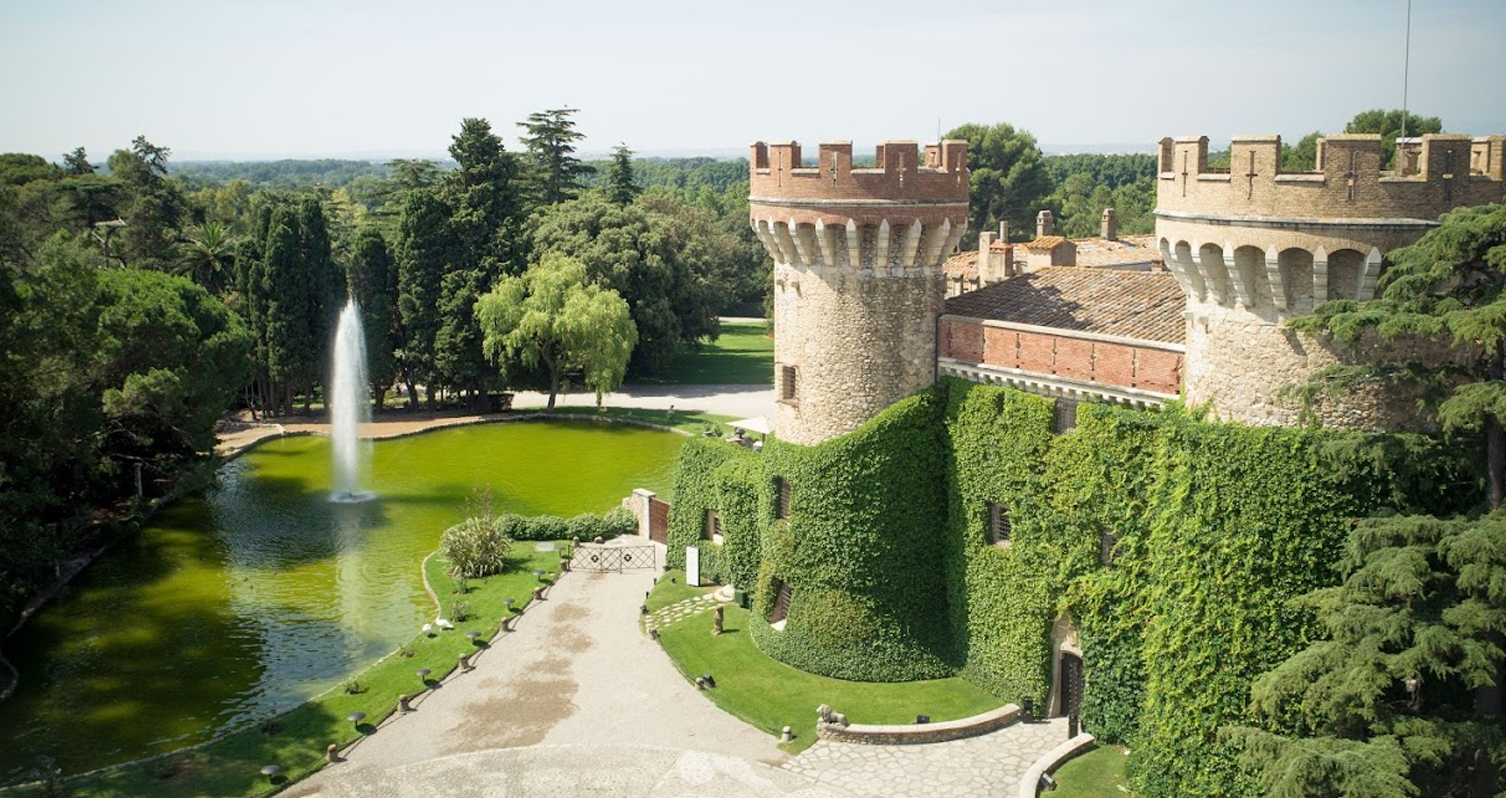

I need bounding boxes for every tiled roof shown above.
[1073,233,1161,268]
[942,250,979,280]
[1023,235,1069,251]
[943,266,1185,344]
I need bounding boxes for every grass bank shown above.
[649,574,1001,754]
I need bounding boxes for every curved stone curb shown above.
[816,703,1019,745]
[1017,732,1095,798]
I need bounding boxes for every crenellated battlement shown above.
[751,136,969,445]
[1157,133,1506,223]
[749,139,970,214]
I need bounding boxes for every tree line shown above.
[0,108,768,632]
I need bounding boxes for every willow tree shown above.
[476,252,635,409]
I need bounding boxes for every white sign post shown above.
[685,546,701,587]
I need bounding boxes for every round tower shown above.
[749,139,969,445]
[1155,132,1505,429]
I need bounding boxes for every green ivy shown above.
[665,377,1478,797]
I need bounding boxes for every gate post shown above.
[631,489,656,539]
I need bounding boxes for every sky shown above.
[2,0,1504,161]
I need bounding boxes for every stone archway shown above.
[1047,614,1083,717]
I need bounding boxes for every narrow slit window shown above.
[987,502,1011,548]
[775,477,791,519]
[704,509,722,544]
[770,579,793,625]
[1100,529,1120,567]
[780,364,798,402]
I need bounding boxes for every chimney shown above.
[998,219,1009,242]
[1036,210,1053,238]
[1101,208,1117,241]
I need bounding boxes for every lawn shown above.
[653,589,1001,754]
[646,569,715,612]
[11,546,568,798]
[1050,744,1130,797]
[634,321,773,385]
[542,405,735,438]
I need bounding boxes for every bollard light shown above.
[261,764,281,782]
[467,631,482,644]
[347,711,366,729]
[416,667,432,685]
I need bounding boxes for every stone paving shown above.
[786,717,1070,798]
[285,560,1066,798]
[644,592,722,634]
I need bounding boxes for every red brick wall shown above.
[940,319,1184,396]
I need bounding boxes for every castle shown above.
[751,133,1506,442]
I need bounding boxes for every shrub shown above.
[439,515,513,578]
[605,505,638,537]
[565,512,609,541]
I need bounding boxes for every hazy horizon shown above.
[3,0,1503,163]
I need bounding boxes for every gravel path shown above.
[216,384,775,456]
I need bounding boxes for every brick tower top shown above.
[748,140,969,227]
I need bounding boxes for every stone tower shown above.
[1155,133,1505,428]
[749,139,969,445]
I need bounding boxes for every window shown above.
[1100,529,1120,567]
[704,509,723,545]
[987,502,1011,548]
[775,477,791,519]
[779,364,798,402]
[1054,398,1078,434]
[770,579,793,625]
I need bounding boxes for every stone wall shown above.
[1155,130,1502,430]
[816,703,1022,744]
[752,139,969,445]
[1183,303,1476,429]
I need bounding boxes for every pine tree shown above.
[1226,513,1506,797]
[604,144,640,206]
[517,107,593,208]
[1291,204,1506,509]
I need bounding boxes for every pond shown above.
[0,420,682,783]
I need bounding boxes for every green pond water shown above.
[0,420,682,782]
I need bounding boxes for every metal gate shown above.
[571,544,657,573]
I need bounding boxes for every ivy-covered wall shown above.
[664,377,1478,798]
[750,392,954,681]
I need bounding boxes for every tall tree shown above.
[347,227,399,410]
[260,206,306,415]
[476,252,636,409]
[394,187,455,407]
[604,144,640,206]
[1345,109,1444,169]
[945,122,1054,246]
[1281,131,1324,172]
[1290,203,1506,509]
[531,193,720,375]
[296,196,338,410]
[1225,513,1506,798]
[61,146,93,176]
[517,107,593,207]
[106,136,186,269]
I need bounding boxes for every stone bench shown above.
[816,703,1021,745]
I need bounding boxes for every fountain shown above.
[330,298,374,503]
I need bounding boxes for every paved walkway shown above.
[284,551,1071,798]
[785,718,1069,798]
